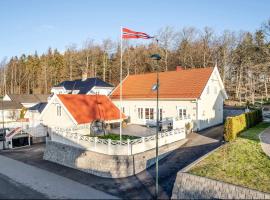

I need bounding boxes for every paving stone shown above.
[172,172,270,199]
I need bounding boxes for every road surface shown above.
[0,125,223,199]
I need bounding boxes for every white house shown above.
[110,66,228,131]
[40,94,125,135]
[51,75,114,96]
[0,101,23,122]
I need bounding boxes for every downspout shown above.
[196,98,200,131]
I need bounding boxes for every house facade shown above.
[51,77,114,96]
[0,101,23,122]
[40,94,125,135]
[111,66,228,131]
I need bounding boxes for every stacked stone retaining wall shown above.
[172,172,270,199]
[43,138,187,178]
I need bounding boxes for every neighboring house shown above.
[3,94,49,108]
[110,66,228,131]
[51,76,114,96]
[24,102,47,127]
[0,101,23,122]
[40,94,125,135]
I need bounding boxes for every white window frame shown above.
[138,108,143,119]
[145,107,154,120]
[159,108,163,121]
[57,105,61,117]
[178,108,187,120]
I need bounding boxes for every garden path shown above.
[259,127,270,157]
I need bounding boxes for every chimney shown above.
[82,71,88,81]
[176,66,183,71]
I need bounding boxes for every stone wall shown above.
[172,172,270,199]
[43,138,187,178]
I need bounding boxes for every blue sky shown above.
[0,0,270,60]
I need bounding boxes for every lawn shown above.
[189,122,270,193]
[97,133,139,141]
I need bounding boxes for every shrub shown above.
[224,109,263,142]
[20,107,27,119]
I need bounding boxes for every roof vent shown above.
[176,66,183,71]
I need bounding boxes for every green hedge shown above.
[224,109,263,142]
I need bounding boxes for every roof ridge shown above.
[126,67,214,77]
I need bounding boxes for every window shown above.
[138,108,143,119]
[150,108,154,120]
[145,108,154,120]
[145,108,150,119]
[178,108,187,120]
[159,109,163,121]
[57,105,61,116]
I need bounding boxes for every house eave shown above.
[111,97,198,101]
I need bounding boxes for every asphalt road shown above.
[0,125,224,199]
[0,173,47,199]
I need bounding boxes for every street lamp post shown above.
[150,54,161,199]
[1,100,5,150]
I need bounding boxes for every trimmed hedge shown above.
[224,109,263,142]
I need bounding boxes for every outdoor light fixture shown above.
[150,53,161,198]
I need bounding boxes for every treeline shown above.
[1,19,270,104]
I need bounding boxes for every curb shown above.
[180,142,225,172]
[259,126,270,158]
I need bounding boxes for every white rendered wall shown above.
[197,69,225,130]
[0,109,20,122]
[112,99,197,127]
[41,99,75,128]
[88,87,114,96]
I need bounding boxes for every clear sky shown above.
[0,0,270,60]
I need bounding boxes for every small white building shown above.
[51,76,114,96]
[40,94,125,135]
[0,101,22,122]
[111,66,228,131]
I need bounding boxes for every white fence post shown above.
[94,137,97,151]
[108,139,111,155]
[127,139,130,155]
[142,137,145,151]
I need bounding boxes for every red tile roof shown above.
[111,67,214,99]
[57,95,125,124]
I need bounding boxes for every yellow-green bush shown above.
[20,107,27,119]
[224,109,263,142]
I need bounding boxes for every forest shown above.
[1,19,270,105]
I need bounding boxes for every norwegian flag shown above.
[122,28,154,39]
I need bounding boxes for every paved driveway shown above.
[0,125,224,199]
[110,124,156,137]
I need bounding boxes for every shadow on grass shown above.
[239,122,270,142]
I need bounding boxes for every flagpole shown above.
[120,26,123,141]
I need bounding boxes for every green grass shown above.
[189,122,270,193]
[97,133,139,141]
